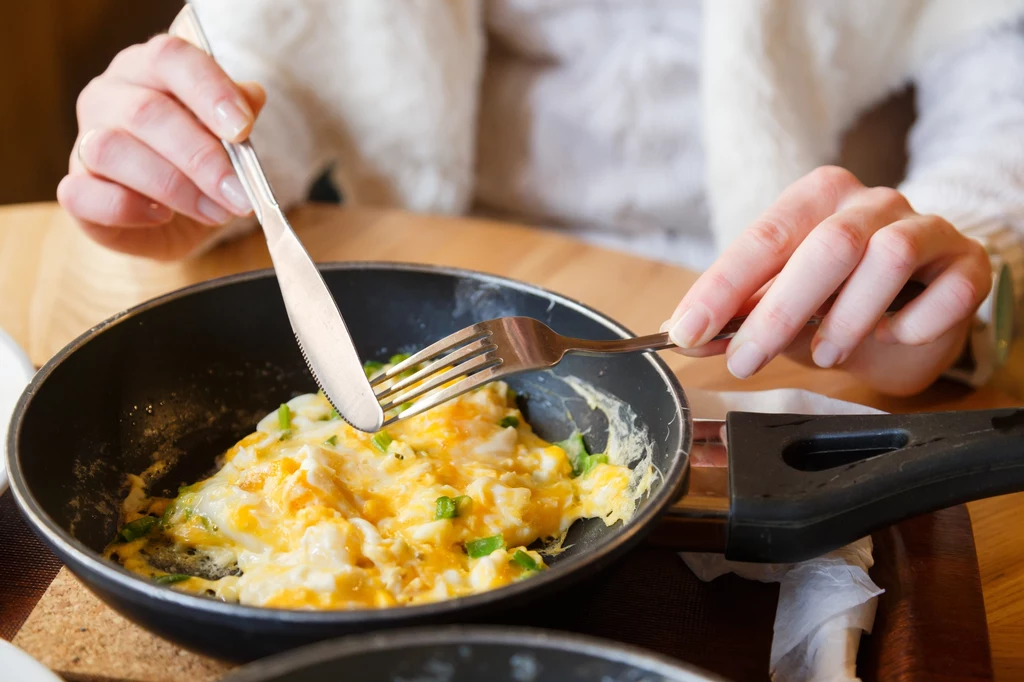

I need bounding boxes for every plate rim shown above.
[0,326,34,495]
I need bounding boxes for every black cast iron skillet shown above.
[220,626,728,682]
[9,263,1024,661]
[7,264,691,662]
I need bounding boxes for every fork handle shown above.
[567,280,926,354]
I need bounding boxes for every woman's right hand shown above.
[58,34,266,260]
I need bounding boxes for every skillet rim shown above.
[219,624,727,682]
[7,261,691,626]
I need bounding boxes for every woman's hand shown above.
[57,34,266,260]
[662,166,992,396]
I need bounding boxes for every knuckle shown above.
[102,191,131,224]
[147,34,189,64]
[76,76,104,122]
[183,142,226,180]
[745,219,792,258]
[869,228,919,274]
[863,186,910,214]
[108,43,144,73]
[813,220,865,269]
[822,311,860,341]
[155,169,189,203]
[126,90,175,131]
[807,165,859,198]
[705,269,741,300]
[946,271,985,314]
[192,72,236,109]
[760,304,801,337]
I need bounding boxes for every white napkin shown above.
[681,388,886,682]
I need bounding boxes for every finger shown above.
[76,215,213,262]
[77,127,233,226]
[673,338,730,358]
[668,280,773,358]
[875,248,991,346]
[238,81,267,115]
[664,166,863,349]
[57,174,174,227]
[724,186,913,379]
[78,80,250,216]
[810,214,966,367]
[108,35,255,142]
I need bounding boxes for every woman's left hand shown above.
[662,166,992,396]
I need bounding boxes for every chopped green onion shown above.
[371,431,393,452]
[278,430,291,442]
[465,534,505,558]
[363,360,385,378]
[159,502,177,528]
[399,402,414,413]
[197,514,218,532]
[329,408,340,420]
[498,416,520,429]
[177,483,196,496]
[579,453,609,477]
[324,435,338,446]
[153,573,191,585]
[506,388,518,405]
[389,353,411,365]
[511,549,541,572]
[118,516,157,542]
[557,433,589,477]
[453,495,473,516]
[435,496,457,520]
[278,404,291,431]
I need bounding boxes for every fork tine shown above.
[370,325,490,387]
[375,337,497,402]
[379,352,502,413]
[382,365,502,426]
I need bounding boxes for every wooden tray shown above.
[0,490,992,682]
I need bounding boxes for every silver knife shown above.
[170,4,384,433]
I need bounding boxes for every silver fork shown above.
[374,281,924,426]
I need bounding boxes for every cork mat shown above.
[13,570,232,682]
[2,479,780,682]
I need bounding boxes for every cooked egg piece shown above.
[106,375,644,610]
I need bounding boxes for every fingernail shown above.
[219,175,251,214]
[812,339,842,368]
[727,341,768,379]
[667,305,710,348]
[77,129,97,166]
[214,99,251,139]
[197,195,231,224]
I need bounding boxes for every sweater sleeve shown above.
[899,21,1024,384]
[182,0,485,256]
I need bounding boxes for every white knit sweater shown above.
[187,0,1024,363]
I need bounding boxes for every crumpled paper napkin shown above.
[681,388,886,682]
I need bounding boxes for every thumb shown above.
[237,81,267,119]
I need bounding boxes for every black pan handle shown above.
[723,408,1024,563]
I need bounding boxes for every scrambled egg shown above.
[104,370,641,610]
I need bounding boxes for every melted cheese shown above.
[105,379,642,610]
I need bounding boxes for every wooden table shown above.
[3,201,1024,679]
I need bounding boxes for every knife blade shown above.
[171,3,384,433]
